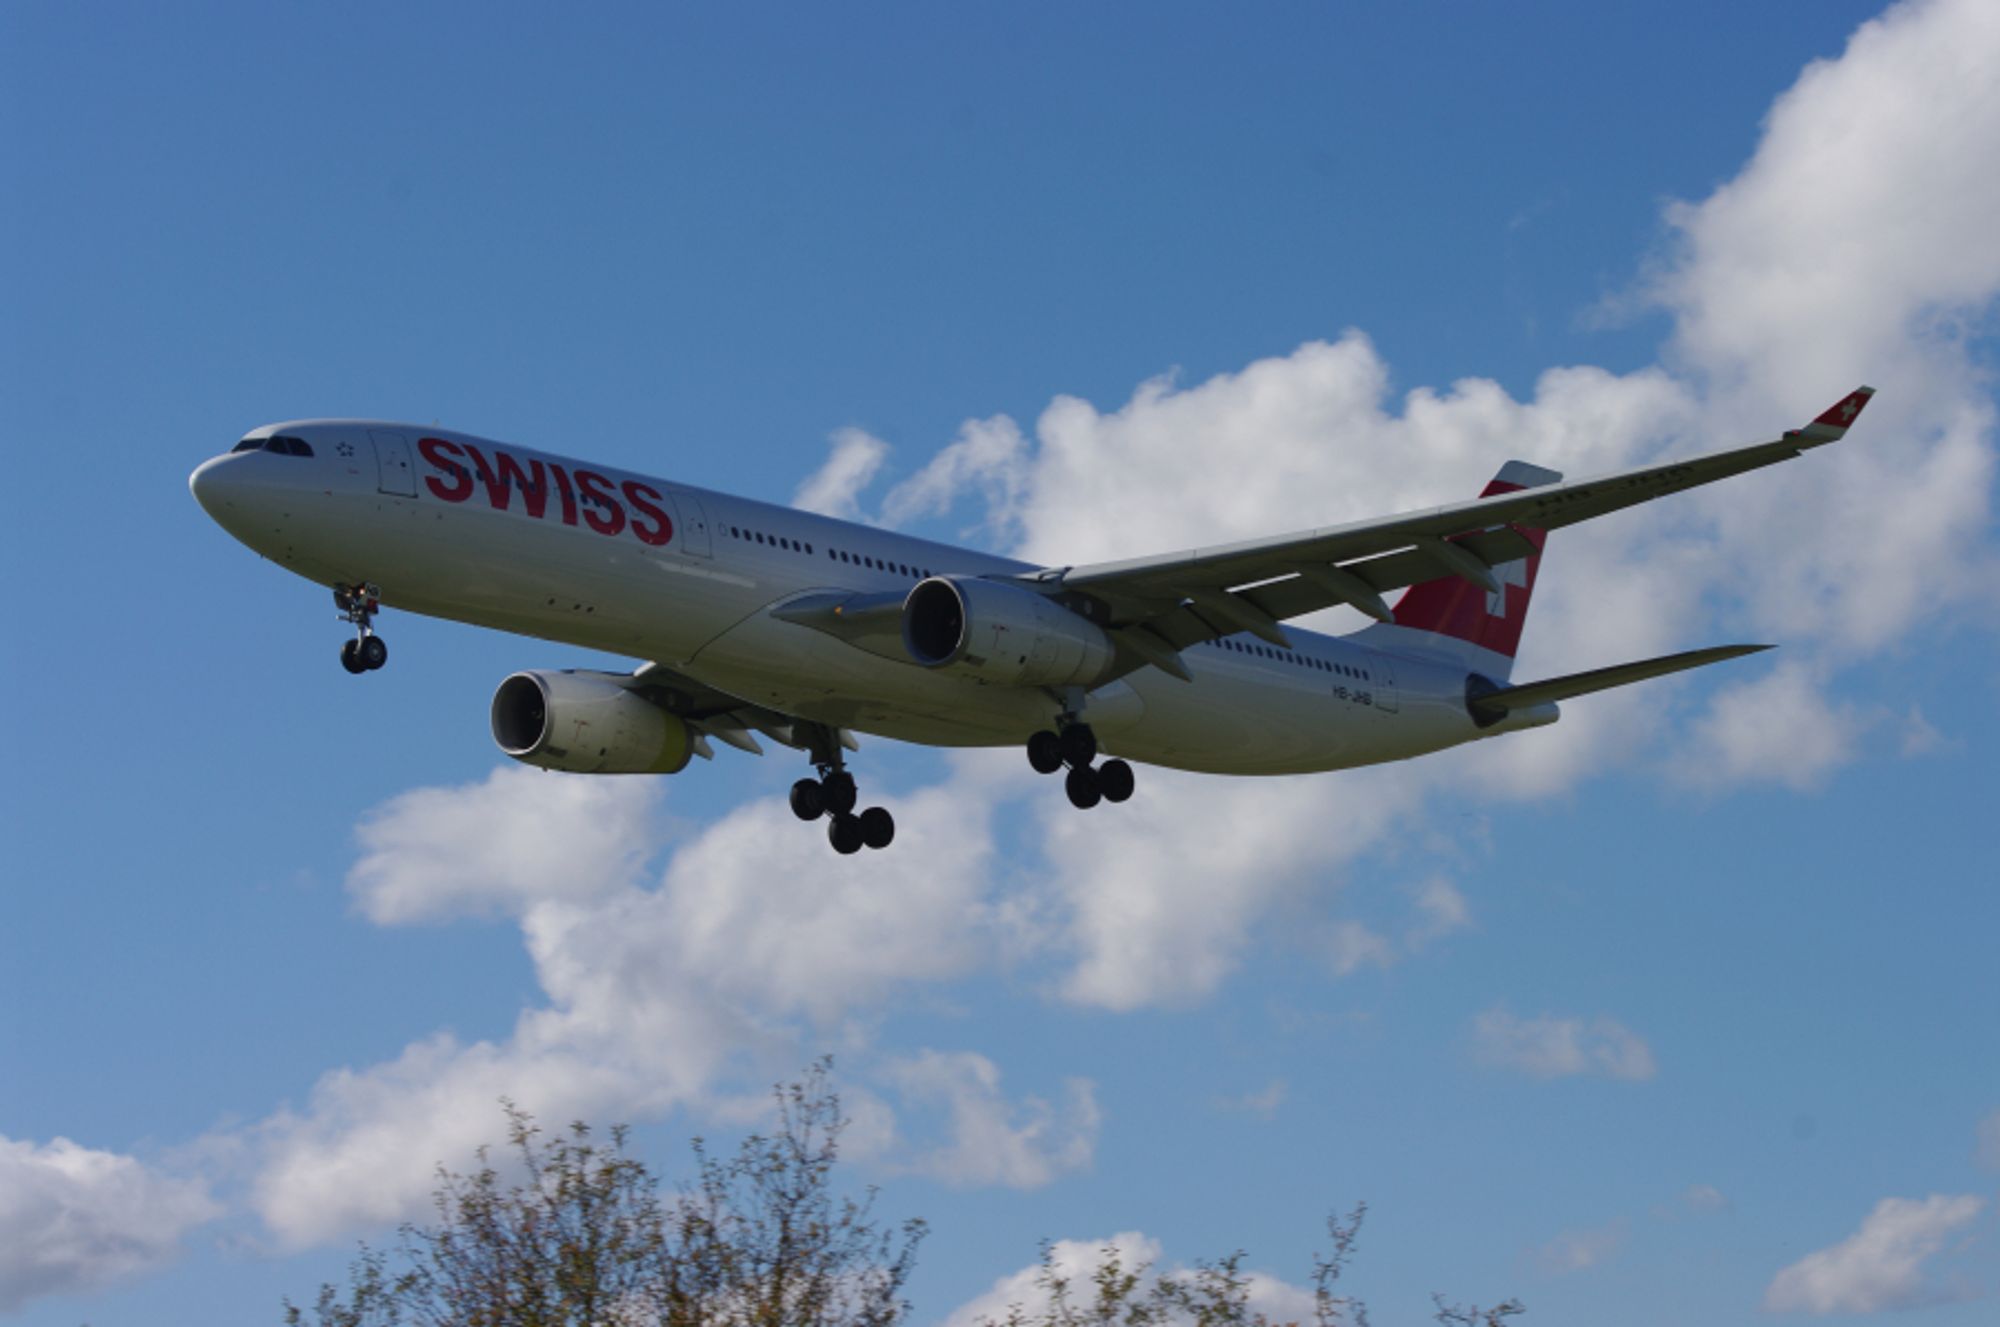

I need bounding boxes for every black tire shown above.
[1065,764,1102,810]
[1097,758,1135,803]
[1059,724,1097,768]
[340,640,366,674]
[359,635,388,670]
[790,778,826,821]
[858,806,895,850]
[828,814,864,855]
[821,770,858,816]
[1026,730,1064,775]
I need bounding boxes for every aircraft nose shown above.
[188,455,238,517]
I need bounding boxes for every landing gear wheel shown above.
[821,770,858,817]
[1026,730,1064,775]
[339,640,366,674]
[858,806,896,850]
[1065,764,1102,810]
[828,814,864,855]
[1097,758,1135,804]
[790,778,827,821]
[1059,724,1098,768]
[358,635,388,671]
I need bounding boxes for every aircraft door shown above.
[1373,659,1398,713]
[671,491,713,557]
[369,430,418,497]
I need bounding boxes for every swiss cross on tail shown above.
[1485,558,1530,617]
[1386,461,1558,665]
[1798,386,1875,442]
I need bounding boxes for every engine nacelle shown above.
[902,576,1115,688]
[491,670,693,774]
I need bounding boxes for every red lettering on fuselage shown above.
[574,469,627,536]
[417,440,665,546]
[548,462,579,526]
[496,452,550,520]
[418,437,473,502]
[623,480,674,547]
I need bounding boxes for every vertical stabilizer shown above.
[1350,460,1560,681]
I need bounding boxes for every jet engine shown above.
[902,576,1115,688]
[491,670,693,774]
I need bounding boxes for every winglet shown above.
[1796,386,1875,443]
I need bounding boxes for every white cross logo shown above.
[1486,558,1530,617]
[1839,397,1860,421]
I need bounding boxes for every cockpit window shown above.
[234,435,314,456]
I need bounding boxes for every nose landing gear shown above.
[336,584,387,674]
[1027,719,1134,810]
[789,727,895,854]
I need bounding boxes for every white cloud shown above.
[254,770,1011,1245]
[348,765,660,924]
[940,1230,1315,1327]
[1682,1183,1732,1215]
[1472,1009,1658,1082]
[1672,662,1867,792]
[1535,1220,1624,1273]
[1764,1193,1986,1315]
[794,426,891,520]
[1328,920,1396,976]
[0,1136,219,1313]
[884,1051,1099,1190]
[1408,876,1472,946]
[942,1231,1163,1327]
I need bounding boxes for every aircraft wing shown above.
[1034,388,1873,660]
[623,660,850,759]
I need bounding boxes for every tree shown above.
[972,1206,1524,1327]
[286,1065,1520,1326]
[284,1061,924,1327]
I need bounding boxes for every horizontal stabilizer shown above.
[1468,644,1772,721]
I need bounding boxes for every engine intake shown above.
[492,671,693,774]
[902,576,1114,688]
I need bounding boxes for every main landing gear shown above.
[789,728,895,855]
[1026,720,1134,810]
[335,583,388,674]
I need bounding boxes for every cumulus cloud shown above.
[1471,1009,1658,1082]
[1213,1079,1288,1121]
[794,426,891,520]
[252,768,1017,1245]
[0,1136,219,1313]
[348,765,661,924]
[884,1051,1099,1189]
[1764,1193,1986,1315]
[1671,662,1868,792]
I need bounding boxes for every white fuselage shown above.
[190,421,1508,775]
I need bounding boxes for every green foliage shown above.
[285,1065,1519,1327]
[975,1206,1374,1327]
[283,1061,923,1327]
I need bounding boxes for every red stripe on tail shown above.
[1388,473,1550,661]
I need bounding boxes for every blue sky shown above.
[2,1,1996,1323]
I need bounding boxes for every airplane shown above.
[189,387,1875,854]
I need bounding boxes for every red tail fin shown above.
[1382,460,1559,672]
